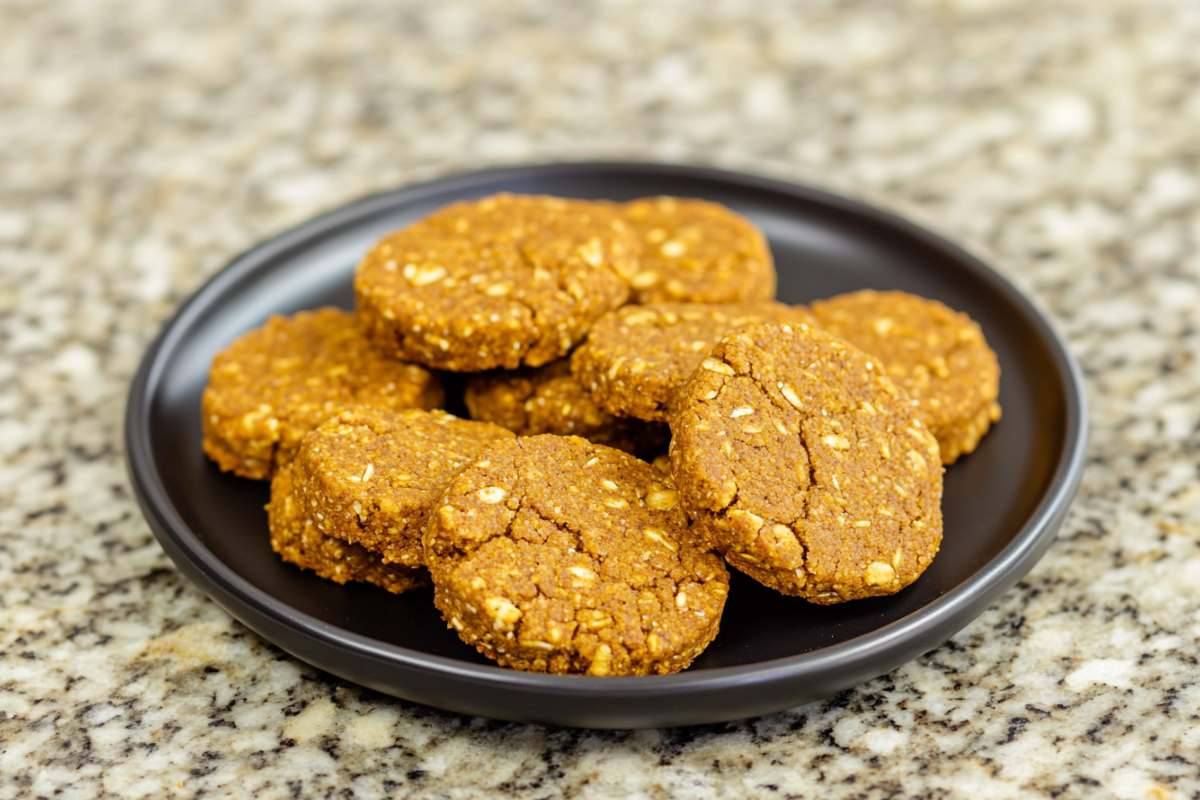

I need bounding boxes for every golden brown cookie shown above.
[201,308,443,480]
[355,194,637,372]
[619,197,776,304]
[267,464,427,594]
[423,435,729,675]
[291,406,515,568]
[669,321,943,603]
[463,360,668,458]
[571,302,816,422]
[810,290,1001,464]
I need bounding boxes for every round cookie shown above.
[669,321,943,603]
[423,435,729,675]
[201,308,444,480]
[292,406,515,568]
[571,302,816,422]
[619,196,776,304]
[267,464,427,595]
[355,194,637,372]
[810,290,1001,464]
[463,360,668,458]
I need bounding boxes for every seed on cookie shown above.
[201,308,443,480]
[810,290,1001,463]
[267,464,427,595]
[291,406,514,567]
[669,321,944,603]
[571,302,816,422]
[618,196,776,304]
[355,194,637,372]
[464,359,668,458]
[423,435,729,675]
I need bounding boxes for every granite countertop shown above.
[2,0,1198,797]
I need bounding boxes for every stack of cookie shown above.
[201,193,1001,676]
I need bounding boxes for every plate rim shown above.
[124,160,1089,702]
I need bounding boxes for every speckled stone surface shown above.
[2,0,1198,797]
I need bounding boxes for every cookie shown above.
[201,308,443,480]
[291,406,514,568]
[267,464,427,594]
[810,290,1001,463]
[669,321,943,603]
[355,194,636,372]
[423,435,729,675]
[571,302,816,422]
[619,197,776,304]
[463,360,668,458]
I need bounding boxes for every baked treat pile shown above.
[201,193,1001,675]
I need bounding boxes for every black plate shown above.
[125,162,1087,728]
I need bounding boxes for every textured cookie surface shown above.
[810,290,1001,463]
[267,464,427,594]
[669,321,943,603]
[464,360,668,458]
[292,407,514,567]
[618,196,776,304]
[572,302,816,422]
[423,435,729,675]
[355,194,636,371]
[201,308,443,480]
